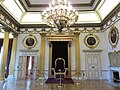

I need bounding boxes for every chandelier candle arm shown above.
[42,0,78,33]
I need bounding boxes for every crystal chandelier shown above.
[42,0,78,33]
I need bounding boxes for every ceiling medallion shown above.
[42,0,78,33]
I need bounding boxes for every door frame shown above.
[83,50,102,79]
[17,50,39,79]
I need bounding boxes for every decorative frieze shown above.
[0,3,120,34]
[47,34,74,42]
[19,27,103,34]
[103,12,120,31]
[19,9,120,34]
[20,49,39,56]
[0,6,19,34]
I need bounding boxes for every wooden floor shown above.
[0,78,120,90]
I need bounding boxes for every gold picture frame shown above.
[22,34,37,49]
[108,26,119,48]
[84,33,100,49]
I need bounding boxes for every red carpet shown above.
[45,78,74,84]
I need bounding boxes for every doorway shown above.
[26,56,34,79]
[83,50,102,79]
[52,41,68,69]
[47,34,73,77]
[17,55,37,80]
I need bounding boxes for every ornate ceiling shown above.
[19,0,100,11]
[0,0,120,29]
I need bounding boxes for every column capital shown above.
[40,28,47,37]
[12,33,18,38]
[74,28,80,36]
[74,32,80,36]
[40,32,46,37]
[2,27,10,32]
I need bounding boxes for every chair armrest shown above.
[64,68,68,74]
[52,68,54,70]
[52,68,57,74]
[65,68,68,70]
[52,68,55,72]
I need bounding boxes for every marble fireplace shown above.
[109,67,120,83]
[108,50,120,84]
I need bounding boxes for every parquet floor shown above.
[0,79,120,90]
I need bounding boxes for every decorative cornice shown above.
[25,0,95,7]
[20,49,39,52]
[47,34,74,42]
[12,33,18,38]
[0,1,120,34]
[0,6,20,34]
[16,2,120,30]
[0,6,20,27]
[93,0,101,10]
[108,50,120,55]
[0,18,18,34]
[101,3,120,27]
[19,27,103,34]
[103,11,120,32]
[82,49,102,52]
[17,8,120,34]
[18,0,27,12]
[18,0,102,12]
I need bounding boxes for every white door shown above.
[86,53,101,79]
[17,56,37,79]
[17,56,27,79]
[32,56,37,79]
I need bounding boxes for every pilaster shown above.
[39,33,46,76]
[74,32,81,77]
[0,30,9,81]
[9,34,18,77]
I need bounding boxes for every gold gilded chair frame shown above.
[52,58,68,79]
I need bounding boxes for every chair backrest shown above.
[55,58,65,72]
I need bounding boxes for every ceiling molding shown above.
[0,6,20,34]
[25,0,95,7]
[0,3,119,30]
[101,3,120,26]
[19,27,103,34]
[0,6,20,27]
[18,0,27,12]
[20,23,102,28]
[20,24,51,28]
[93,0,101,10]
[19,3,120,29]
[0,1,120,33]
[18,0,100,11]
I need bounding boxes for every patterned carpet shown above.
[45,78,74,84]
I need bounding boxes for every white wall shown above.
[14,34,41,78]
[14,15,120,80]
[103,20,120,80]
[79,32,108,79]
[14,32,110,79]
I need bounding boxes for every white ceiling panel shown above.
[29,0,92,4]
[0,0,120,25]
